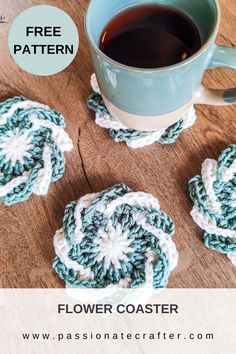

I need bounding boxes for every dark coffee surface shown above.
[99,4,202,68]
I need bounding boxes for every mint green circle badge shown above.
[8,5,79,76]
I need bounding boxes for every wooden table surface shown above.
[0,0,235,288]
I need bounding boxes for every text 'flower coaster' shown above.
[53,184,178,289]
[0,96,73,205]
[87,74,197,149]
[189,144,236,266]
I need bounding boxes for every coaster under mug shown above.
[88,74,197,149]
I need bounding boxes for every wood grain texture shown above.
[0,0,235,288]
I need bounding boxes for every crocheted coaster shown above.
[87,74,197,148]
[189,144,236,266]
[53,184,178,289]
[0,96,73,205]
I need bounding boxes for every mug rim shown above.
[85,0,220,72]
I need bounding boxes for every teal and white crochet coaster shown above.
[53,184,178,289]
[0,96,73,205]
[87,74,197,149]
[189,144,236,266]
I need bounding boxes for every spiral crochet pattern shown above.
[189,144,236,266]
[87,74,197,149]
[53,184,178,288]
[0,96,73,205]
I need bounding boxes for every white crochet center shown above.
[54,191,179,289]
[0,99,73,197]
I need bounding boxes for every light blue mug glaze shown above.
[85,0,236,130]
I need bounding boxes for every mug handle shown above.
[194,44,236,105]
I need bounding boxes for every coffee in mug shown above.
[99,4,202,69]
[86,0,236,131]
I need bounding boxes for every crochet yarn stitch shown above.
[0,96,73,205]
[189,144,236,266]
[87,74,197,149]
[53,184,178,288]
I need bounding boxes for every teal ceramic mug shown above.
[85,0,236,131]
